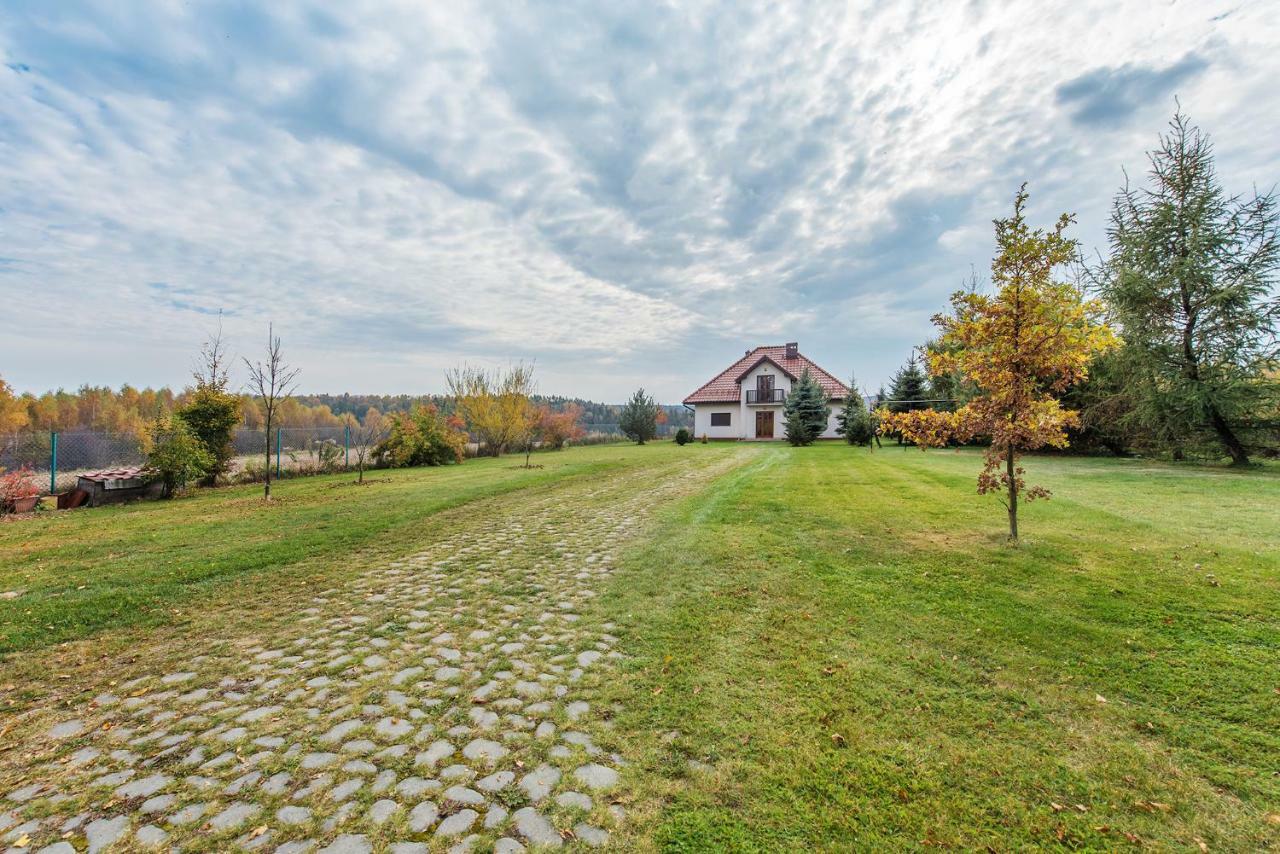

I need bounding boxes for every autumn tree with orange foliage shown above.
[537,403,586,450]
[880,186,1116,541]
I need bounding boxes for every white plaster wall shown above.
[692,405,741,439]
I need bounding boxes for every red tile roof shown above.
[683,345,850,404]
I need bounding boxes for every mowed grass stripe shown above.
[599,444,1278,851]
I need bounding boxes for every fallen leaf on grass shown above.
[1095,694,1107,704]
[250,825,268,838]
[830,733,846,748]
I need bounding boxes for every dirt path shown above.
[0,451,751,852]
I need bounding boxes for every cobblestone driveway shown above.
[0,456,738,853]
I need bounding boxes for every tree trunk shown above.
[358,460,364,484]
[1005,446,1018,542]
[264,417,272,500]
[1208,404,1250,465]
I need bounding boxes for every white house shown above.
[683,342,850,440]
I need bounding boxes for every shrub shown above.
[0,465,40,513]
[176,386,241,484]
[375,404,466,468]
[675,428,692,445]
[538,404,586,450]
[147,417,213,497]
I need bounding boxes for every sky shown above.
[2,1,1278,403]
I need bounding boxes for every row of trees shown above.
[0,380,684,439]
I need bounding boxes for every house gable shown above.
[733,355,797,384]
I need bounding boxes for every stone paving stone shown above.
[574,823,610,847]
[319,834,371,854]
[435,808,478,836]
[209,801,259,831]
[574,763,620,790]
[407,801,439,832]
[512,807,562,847]
[84,815,129,853]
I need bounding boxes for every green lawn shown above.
[600,444,1280,851]
[1,441,1276,849]
[0,443,713,654]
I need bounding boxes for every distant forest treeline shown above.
[0,384,691,434]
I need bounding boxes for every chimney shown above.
[784,342,798,360]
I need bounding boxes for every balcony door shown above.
[756,374,774,402]
[755,410,774,439]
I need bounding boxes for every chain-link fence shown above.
[2,421,679,494]
[2,427,368,493]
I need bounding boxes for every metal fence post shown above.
[276,428,283,479]
[344,425,351,469]
[50,431,58,494]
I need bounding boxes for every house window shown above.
[710,412,731,427]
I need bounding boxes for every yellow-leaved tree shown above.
[446,362,538,458]
[880,186,1116,540]
[0,376,29,433]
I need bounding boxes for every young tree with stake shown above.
[345,408,387,484]
[880,186,1116,541]
[243,323,300,500]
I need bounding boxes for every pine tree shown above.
[618,388,660,445]
[782,368,830,446]
[835,373,873,446]
[1098,111,1279,464]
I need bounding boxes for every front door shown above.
[756,410,774,439]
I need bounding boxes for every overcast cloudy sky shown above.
[2,1,1278,402]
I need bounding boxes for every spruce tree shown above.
[782,368,830,446]
[618,388,659,445]
[887,355,930,413]
[835,373,873,446]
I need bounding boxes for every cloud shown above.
[1056,53,1210,126]
[0,0,1276,400]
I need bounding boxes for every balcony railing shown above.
[746,388,786,404]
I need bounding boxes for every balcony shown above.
[746,388,786,404]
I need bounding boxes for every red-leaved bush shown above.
[0,465,40,512]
